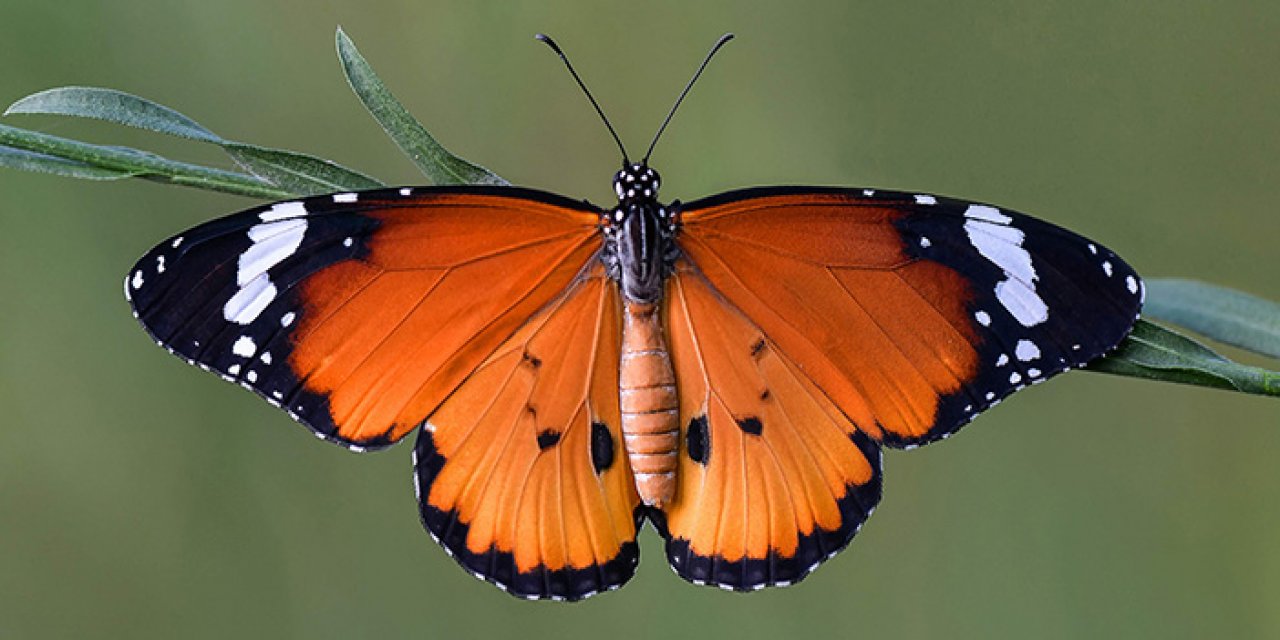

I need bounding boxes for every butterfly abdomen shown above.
[619,300,679,507]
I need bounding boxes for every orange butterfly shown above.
[126,35,1142,600]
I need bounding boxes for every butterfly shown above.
[124,34,1142,601]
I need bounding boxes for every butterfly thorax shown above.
[601,163,678,305]
[601,163,682,507]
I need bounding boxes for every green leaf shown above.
[0,144,140,180]
[1143,278,1280,359]
[1090,319,1280,397]
[335,27,508,186]
[0,123,293,199]
[222,142,384,195]
[5,86,222,143]
[5,86,383,193]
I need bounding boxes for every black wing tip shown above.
[878,198,1144,450]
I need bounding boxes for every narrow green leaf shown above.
[0,144,139,180]
[0,123,293,199]
[6,86,222,143]
[335,27,508,186]
[1090,320,1280,397]
[1143,278,1280,359]
[223,142,384,195]
[6,86,383,193]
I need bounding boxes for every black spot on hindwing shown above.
[686,415,709,464]
[590,422,614,473]
[736,416,763,436]
[536,430,561,450]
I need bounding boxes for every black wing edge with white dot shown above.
[649,431,884,592]
[880,187,1143,448]
[412,428,646,601]
[124,187,434,452]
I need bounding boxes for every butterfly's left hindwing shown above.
[414,264,643,601]
[127,187,601,450]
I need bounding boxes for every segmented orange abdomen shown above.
[619,300,679,507]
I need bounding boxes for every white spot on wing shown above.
[228,364,241,376]
[333,192,358,203]
[914,194,937,205]
[399,187,413,196]
[224,212,308,325]
[260,351,272,364]
[280,311,296,327]
[995,280,1050,327]
[1009,372,1023,384]
[964,204,1011,224]
[1126,275,1138,294]
[996,353,1009,367]
[1015,339,1041,361]
[343,237,353,248]
[132,270,144,289]
[1102,261,1113,276]
[238,220,306,284]
[919,237,932,248]
[232,335,257,358]
[965,218,1048,327]
[224,274,277,325]
[171,236,184,248]
[975,310,992,326]
[156,256,166,273]
[260,201,307,222]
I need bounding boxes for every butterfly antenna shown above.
[536,34,631,165]
[642,33,735,165]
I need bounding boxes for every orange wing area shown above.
[287,191,601,447]
[676,190,980,444]
[413,265,644,601]
[652,263,883,590]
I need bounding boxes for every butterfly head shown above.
[613,163,661,204]
[602,163,677,304]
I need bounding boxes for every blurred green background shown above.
[2,1,1278,638]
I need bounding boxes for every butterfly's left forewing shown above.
[127,187,602,449]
